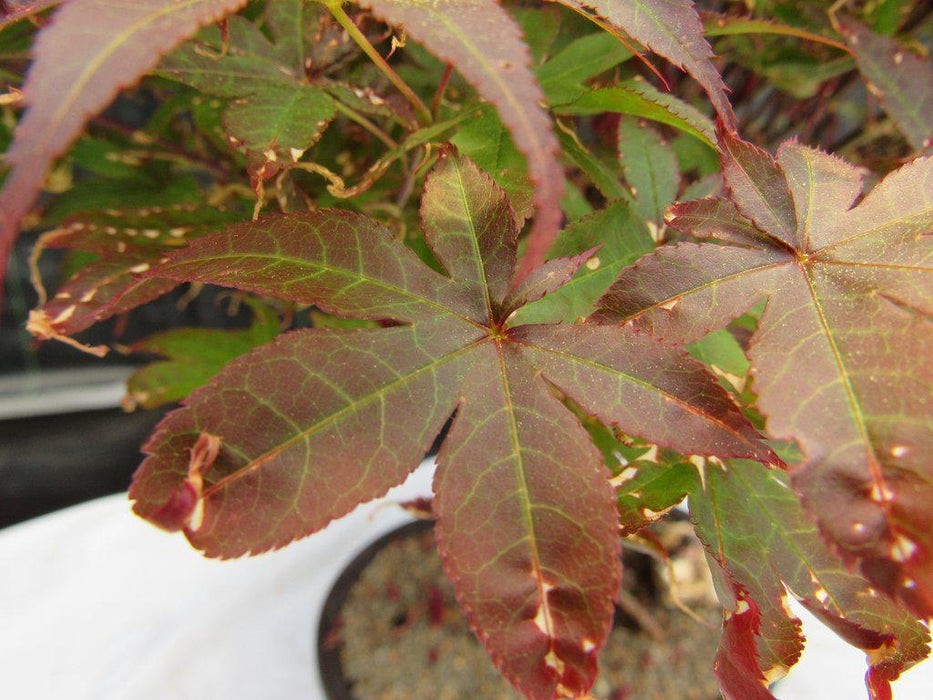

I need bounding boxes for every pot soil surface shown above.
[319,518,722,700]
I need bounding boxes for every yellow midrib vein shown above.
[494,340,559,652]
[160,249,485,328]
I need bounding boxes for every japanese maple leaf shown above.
[27,205,243,355]
[559,0,735,129]
[690,460,929,700]
[130,151,776,699]
[596,131,933,619]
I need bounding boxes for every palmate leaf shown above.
[840,19,933,153]
[690,460,929,700]
[358,0,565,281]
[130,152,777,699]
[0,0,250,309]
[595,132,933,618]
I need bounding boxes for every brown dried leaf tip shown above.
[144,432,222,533]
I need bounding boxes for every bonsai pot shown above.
[316,511,723,700]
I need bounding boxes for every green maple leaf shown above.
[130,151,776,699]
[125,299,281,409]
[596,131,933,620]
[159,7,337,187]
[691,460,929,700]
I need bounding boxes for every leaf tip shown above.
[26,308,109,357]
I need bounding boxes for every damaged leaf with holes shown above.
[28,204,244,355]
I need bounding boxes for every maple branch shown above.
[324,0,433,125]
[431,63,454,120]
[90,116,233,183]
[331,99,398,149]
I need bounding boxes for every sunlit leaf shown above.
[687,328,750,385]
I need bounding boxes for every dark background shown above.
[0,229,254,528]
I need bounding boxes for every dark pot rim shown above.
[316,518,435,700]
[314,510,729,700]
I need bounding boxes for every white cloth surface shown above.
[1,461,930,699]
[1,464,430,700]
